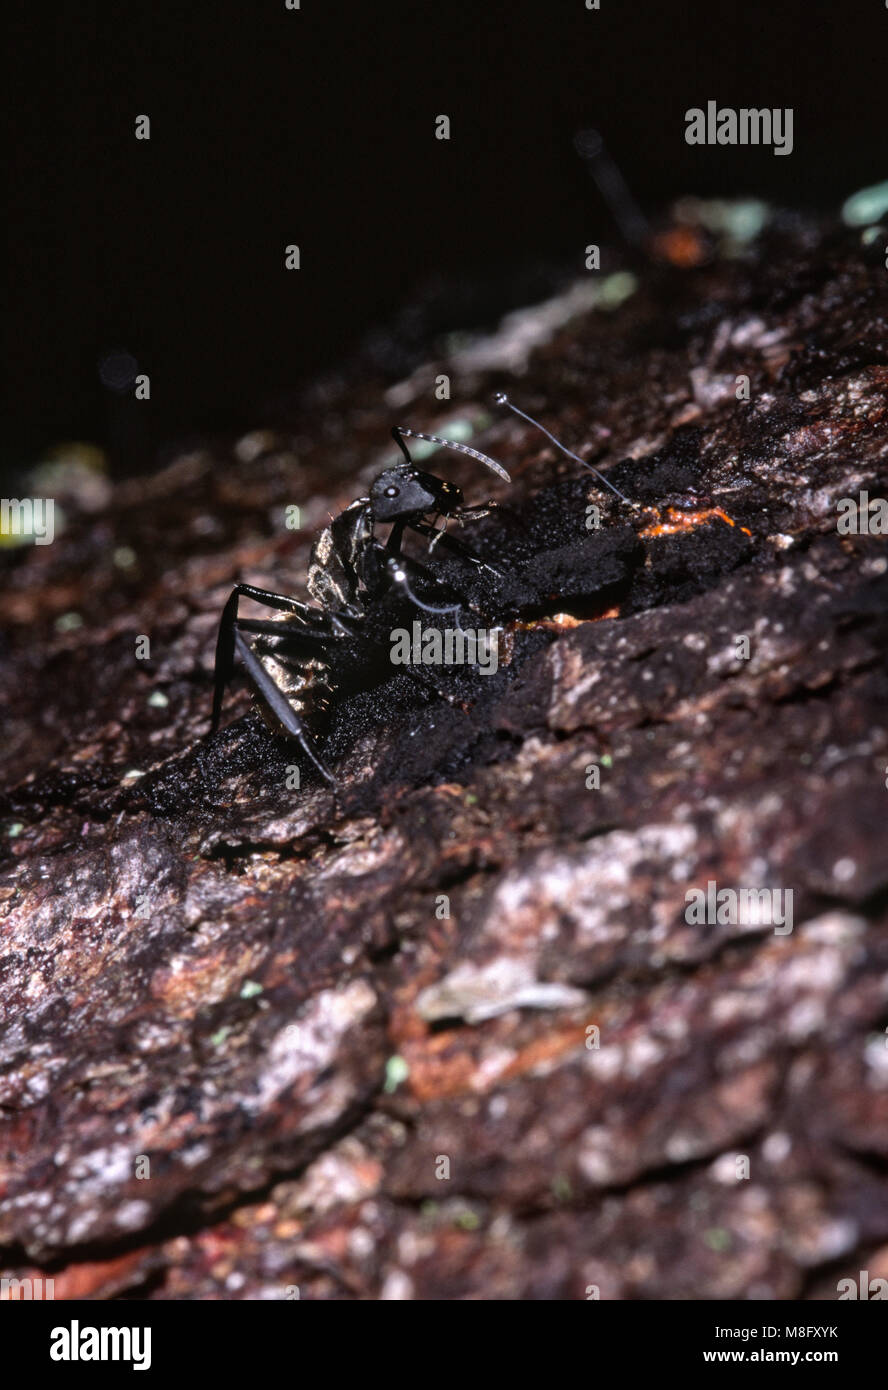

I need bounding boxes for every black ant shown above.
[210,399,630,784]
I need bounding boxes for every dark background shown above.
[5,0,886,475]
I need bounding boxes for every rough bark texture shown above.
[2,208,888,1300]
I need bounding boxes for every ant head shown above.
[370,466,464,523]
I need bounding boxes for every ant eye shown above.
[384,485,399,497]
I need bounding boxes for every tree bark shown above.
[2,209,888,1299]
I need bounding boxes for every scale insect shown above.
[209,399,631,784]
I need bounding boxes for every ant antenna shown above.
[573,128,649,250]
[393,426,511,482]
[494,393,632,505]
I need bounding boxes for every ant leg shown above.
[452,503,495,521]
[406,519,504,577]
[220,582,353,633]
[212,584,352,733]
[423,515,448,554]
[460,500,537,529]
[234,618,343,641]
[462,498,532,535]
[232,631,336,784]
[212,588,245,732]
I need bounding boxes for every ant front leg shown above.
[452,502,495,522]
[406,518,504,578]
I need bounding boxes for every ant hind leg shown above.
[232,632,336,784]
